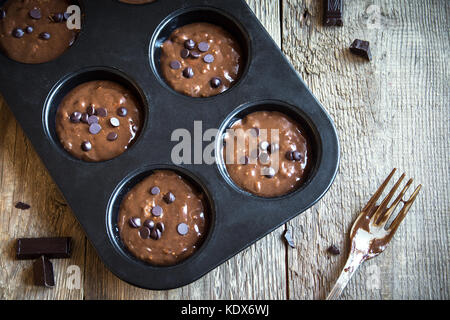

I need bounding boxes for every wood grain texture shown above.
[0,0,448,300]
[283,0,449,299]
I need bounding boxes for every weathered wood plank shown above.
[283,0,449,299]
[82,0,286,300]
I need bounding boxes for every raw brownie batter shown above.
[160,22,243,97]
[55,80,142,162]
[0,0,79,64]
[118,170,209,266]
[223,111,311,197]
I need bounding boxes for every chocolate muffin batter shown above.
[118,170,209,266]
[0,0,79,64]
[223,111,311,197]
[55,80,142,162]
[160,22,243,97]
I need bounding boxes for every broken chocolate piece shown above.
[324,0,343,26]
[283,230,295,248]
[350,39,372,61]
[327,244,341,255]
[15,202,31,210]
[33,256,55,288]
[16,237,72,260]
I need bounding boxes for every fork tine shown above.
[388,184,422,234]
[362,168,397,215]
[372,173,405,224]
[377,178,413,225]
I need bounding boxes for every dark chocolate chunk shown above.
[39,32,51,40]
[70,112,82,123]
[15,202,31,210]
[25,26,34,34]
[52,13,64,23]
[87,115,99,125]
[150,228,162,240]
[198,42,210,52]
[151,205,163,217]
[12,28,24,38]
[170,60,181,70]
[117,107,128,117]
[184,39,195,50]
[87,105,95,116]
[128,217,141,228]
[89,123,102,135]
[106,132,118,141]
[80,113,89,123]
[29,8,42,20]
[96,107,107,117]
[183,67,194,78]
[292,151,302,161]
[180,49,190,59]
[190,51,201,59]
[210,77,222,88]
[350,39,372,61]
[324,0,343,26]
[81,141,92,151]
[283,230,295,248]
[16,237,72,260]
[0,9,5,20]
[327,244,341,255]
[139,227,151,239]
[163,192,175,204]
[33,256,55,288]
[156,222,165,233]
[177,223,189,236]
[203,54,214,64]
[143,219,155,230]
[109,117,120,127]
[150,186,160,195]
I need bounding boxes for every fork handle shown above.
[326,252,366,300]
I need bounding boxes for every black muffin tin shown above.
[0,0,339,289]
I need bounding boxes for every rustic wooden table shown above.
[0,0,448,300]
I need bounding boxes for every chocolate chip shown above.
[250,127,260,137]
[25,26,34,34]
[183,67,194,78]
[198,42,210,52]
[150,186,160,195]
[239,155,249,165]
[285,151,294,161]
[15,202,31,210]
[190,51,201,59]
[156,222,165,233]
[87,105,95,116]
[292,151,302,161]
[184,39,195,50]
[263,167,276,178]
[107,132,118,141]
[87,115,99,125]
[117,107,127,117]
[139,227,151,239]
[0,9,5,20]
[70,112,82,123]
[151,205,163,217]
[129,217,141,228]
[143,219,155,230]
[29,8,42,20]
[39,32,51,40]
[283,230,295,248]
[81,141,92,151]
[109,117,120,127]
[180,49,190,59]
[259,141,269,151]
[96,107,107,117]
[163,192,175,204]
[170,60,181,70]
[210,77,222,88]
[327,245,341,255]
[52,13,64,23]
[177,223,189,236]
[259,152,270,164]
[350,39,372,61]
[12,28,24,38]
[203,54,214,63]
[89,123,102,135]
[150,228,162,240]
[80,113,89,123]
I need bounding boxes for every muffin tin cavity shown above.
[43,67,148,162]
[150,7,250,98]
[217,101,320,198]
[106,166,214,267]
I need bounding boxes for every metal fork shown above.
[326,168,422,300]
